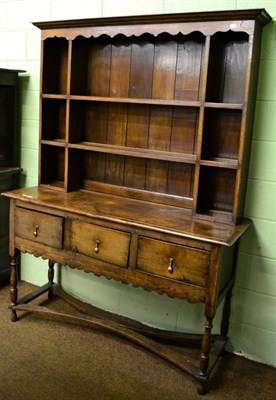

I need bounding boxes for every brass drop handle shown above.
[168,257,174,273]
[33,225,39,238]
[94,239,100,254]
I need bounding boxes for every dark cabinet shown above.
[0,69,23,280]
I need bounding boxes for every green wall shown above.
[0,0,275,366]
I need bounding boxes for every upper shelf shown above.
[42,94,201,108]
[42,29,250,105]
[42,94,243,110]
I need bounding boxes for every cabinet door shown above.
[70,220,130,268]
[137,237,210,287]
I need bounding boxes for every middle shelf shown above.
[41,98,242,167]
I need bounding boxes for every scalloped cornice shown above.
[33,9,271,40]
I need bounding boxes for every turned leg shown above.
[220,286,233,339]
[197,381,207,396]
[197,316,213,395]
[199,317,213,376]
[48,260,55,300]
[10,250,19,322]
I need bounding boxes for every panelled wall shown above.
[0,0,275,366]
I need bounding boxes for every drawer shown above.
[70,220,130,268]
[14,207,63,249]
[137,237,210,287]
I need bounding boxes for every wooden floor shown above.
[0,281,275,400]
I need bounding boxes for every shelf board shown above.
[82,180,193,209]
[68,142,197,164]
[200,158,238,169]
[41,95,243,110]
[69,95,201,108]
[42,94,67,99]
[204,102,243,110]
[195,209,233,223]
[41,139,66,147]
[39,181,65,191]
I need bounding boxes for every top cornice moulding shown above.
[32,8,272,31]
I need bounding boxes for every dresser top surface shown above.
[3,187,250,247]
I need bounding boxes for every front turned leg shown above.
[10,252,19,322]
[197,317,213,395]
[48,260,55,300]
[197,381,207,396]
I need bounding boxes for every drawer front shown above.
[14,207,63,249]
[70,220,130,267]
[137,237,210,287]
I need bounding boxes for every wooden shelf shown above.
[41,93,201,108]
[41,139,66,147]
[42,94,67,99]
[69,95,201,108]
[39,181,65,191]
[68,142,197,164]
[204,102,243,110]
[200,158,238,169]
[42,95,244,110]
